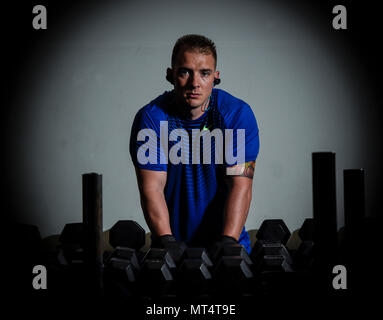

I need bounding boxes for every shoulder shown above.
[215,88,255,119]
[134,91,172,122]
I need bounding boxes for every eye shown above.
[201,70,211,77]
[178,69,189,77]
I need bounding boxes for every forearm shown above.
[139,189,172,237]
[222,183,252,240]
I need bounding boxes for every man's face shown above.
[170,49,219,110]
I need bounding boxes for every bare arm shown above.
[222,161,255,240]
[135,168,172,237]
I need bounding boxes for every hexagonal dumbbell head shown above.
[142,248,176,270]
[251,240,293,264]
[183,248,213,267]
[215,257,253,281]
[214,256,254,295]
[108,258,137,282]
[177,259,212,296]
[109,220,145,250]
[163,241,187,264]
[251,243,294,273]
[59,223,84,245]
[57,223,85,265]
[138,260,174,297]
[179,259,212,281]
[112,247,140,270]
[298,218,315,241]
[221,243,253,266]
[258,255,294,273]
[256,219,291,245]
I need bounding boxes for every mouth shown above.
[186,93,201,99]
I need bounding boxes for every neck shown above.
[189,107,205,120]
[171,95,210,120]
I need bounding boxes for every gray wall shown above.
[6,0,380,238]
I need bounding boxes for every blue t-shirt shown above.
[130,88,260,253]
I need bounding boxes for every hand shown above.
[219,235,238,245]
[151,234,177,248]
[209,235,238,262]
[151,234,187,262]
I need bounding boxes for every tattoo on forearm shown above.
[226,161,255,178]
[243,161,255,178]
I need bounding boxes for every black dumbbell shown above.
[109,220,145,250]
[221,243,253,267]
[251,240,294,273]
[177,258,212,296]
[57,223,84,265]
[103,220,147,297]
[251,220,294,273]
[208,238,248,265]
[142,248,177,272]
[177,248,214,297]
[182,247,213,268]
[163,242,187,265]
[294,218,315,271]
[137,259,175,297]
[214,256,254,296]
[106,258,136,282]
[108,247,140,271]
[103,247,141,298]
[256,219,291,245]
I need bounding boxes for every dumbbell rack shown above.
[40,152,373,305]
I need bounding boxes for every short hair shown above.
[171,34,217,69]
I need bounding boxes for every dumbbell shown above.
[250,219,294,273]
[108,220,145,254]
[57,223,85,265]
[137,259,175,298]
[214,255,255,297]
[103,247,140,298]
[142,248,177,272]
[251,240,294,273]
[105,227,187,298]
[53,222,102,296]
[103,219,146,266]
[293,218,315,271]
[176,248,213,297]
[106,247,140,277]
[105,246,177,299]
[134,246,188,298]
[103,220,146,270]
[138,245,214,298]
[207,241,256,297]
[158,240,187,265]
[103,220,147,297]
[182,247,213,268]
[256,219,291,244]
[106,245,179,298]
[57,220,145,266]
[221,243,253,267]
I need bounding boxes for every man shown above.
[130,34,259,253]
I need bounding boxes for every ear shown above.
[213,70,220,86]
[214,70,220,79]
[166,68,174,85]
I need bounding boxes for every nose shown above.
[188,73,200,88]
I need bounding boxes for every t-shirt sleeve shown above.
[129,108,167,171]
[225,104,260,166]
